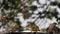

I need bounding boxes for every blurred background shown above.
[0,0,60,34]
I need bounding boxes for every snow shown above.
[56,7,60,14]
[37,8,44,12]
[33,10,39,14]
[39,0,47,4]
[38,18,51,29]
[32,1,41,7]
[17,13,29,27]
[48,5,58,9]
[50,0,56,2]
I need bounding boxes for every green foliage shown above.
[30,6,37,11]
[46,7,58,19]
